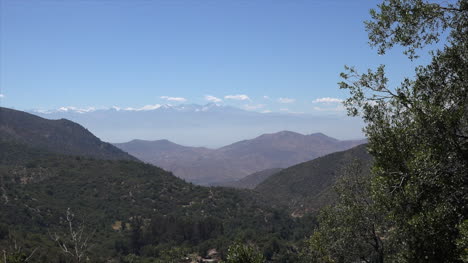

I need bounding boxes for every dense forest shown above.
[1,0,467,262]
[0,141,315,262]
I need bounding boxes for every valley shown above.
[2,0,465,261]
[113,131,365,185]
[0,107,368,262]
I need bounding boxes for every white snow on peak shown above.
[32,103,231,114]
[124,104,162,111]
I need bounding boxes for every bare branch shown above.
[49,208,94,262]
[24,247,38,262]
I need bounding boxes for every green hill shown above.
[0,141,313,262]
[255,144,372,215]
[0,107,137,161]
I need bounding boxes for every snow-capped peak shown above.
[31,103,236,114]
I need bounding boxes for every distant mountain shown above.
[114,131,366,185]
[31,103,364,147]
[0,107,137,161]
[114,139,212,162]
[255,144,372,215]
[215,168,283,189]
[216,131,365,171]
[33,103,244,114]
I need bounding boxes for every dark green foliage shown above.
[365,0,466,59]
[145,215,224,245]
[456,220,468,262]
[0,141,311,262]
[223,242,265,263]
[336,0,467,261]
[130,216,144,255]
[306,161,387,263]
[3,252,28,263]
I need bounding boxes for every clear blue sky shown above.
[1,0,431,114]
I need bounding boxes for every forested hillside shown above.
[0,139,313,262]
[0,107,137,161]
[255,144,371,214]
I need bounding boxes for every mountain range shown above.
[114,131,366,185]
[0,106,371,261]
[0,107,308,261]
[31,103,364,148]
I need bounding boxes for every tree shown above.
[222,242,265,263]
[49,208,95,263]
[1,231,37,263]
[129,216,144,255]
[306,161,388,263]
[339,0,467,261]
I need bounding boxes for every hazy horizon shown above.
[25,103,365,148]
[1,0,431,116]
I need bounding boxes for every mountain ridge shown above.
[114,131,366,184]
[255,144,372,215]
[30,103,364,147]
[0,107,137,161]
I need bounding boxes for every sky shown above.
[1,0,434,115]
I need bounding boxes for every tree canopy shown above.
[311,0,467,262]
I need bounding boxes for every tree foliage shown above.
[365,0,467,59]
[335,0,467,262]
[1,231,37,263]
[49,208,95,263]
[0,141,311,262]
[223,242,265,263]
[306,161,388,263]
